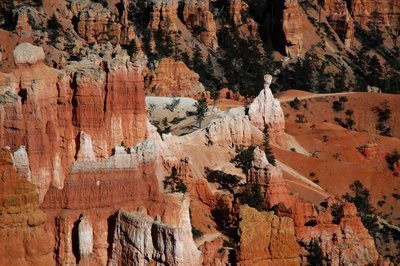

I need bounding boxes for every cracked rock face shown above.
[237,205,301,265]
[109,198,202,265]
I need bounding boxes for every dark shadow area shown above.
[72,218,81,264]
[18,88,28,105]
[107,212,118,260]
[305,220,318,227]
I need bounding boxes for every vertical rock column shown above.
[248,74,285,146]
[78,214,94,260]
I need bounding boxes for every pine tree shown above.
[193,97,208,128]
[192,45,203,73]
[343,180,378,235]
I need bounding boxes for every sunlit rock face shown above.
[0,44,148,200]
[248,74,285,146]
[109,199,202,265]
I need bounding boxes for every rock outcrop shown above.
[248,74,285,145]
[0,148,53,265]
[248,147,295,209]
[12,145,31,181]
[0,44,148,200]
[147,57,204,97]
[15,9,32,37]
[78,214,93,259]
[109,198,202,265]
[282,0,305,57]
[324,0,355,48]
[202,114,263,148]
[245,146,379,264]
[148,0,184,49]
[71,1,123,45]
[182,0,218,50]
[358,143,379,160]
[293,199,380,265]
[349,0,400,28]
[237,205,301,265]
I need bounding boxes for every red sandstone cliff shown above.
[0,148,53,265]
[0,43,148,200]
[146,57,204,97]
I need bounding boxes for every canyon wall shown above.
[0,43,148,200]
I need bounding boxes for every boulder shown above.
[13,43,45,66]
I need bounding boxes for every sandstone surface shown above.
[147,57,204,97]
[0,44,148,200]
[237,205,301,266]
[248,74,285,145]
[0,149,53,266]
[109,198,202,265]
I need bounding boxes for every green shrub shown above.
[372,101,392,136]
[163,167,187,193]
[295,114,306,123]
[307,238,325,265]
[164,98,181,112]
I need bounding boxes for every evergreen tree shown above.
[231,146,256,173]
[318,0,325,31]
[193,97,208,128]
[0,1,16,30]
[333,67,347,92]
[192,45,204,73]
[155,29,173,58]
[368,11,383,47]
[343,180,378,235]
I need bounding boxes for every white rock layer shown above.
[78,214,94,257]
[109,198,202,265]
[248,74,285,145]
[76,131,96,162]
[12,145,32,182]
